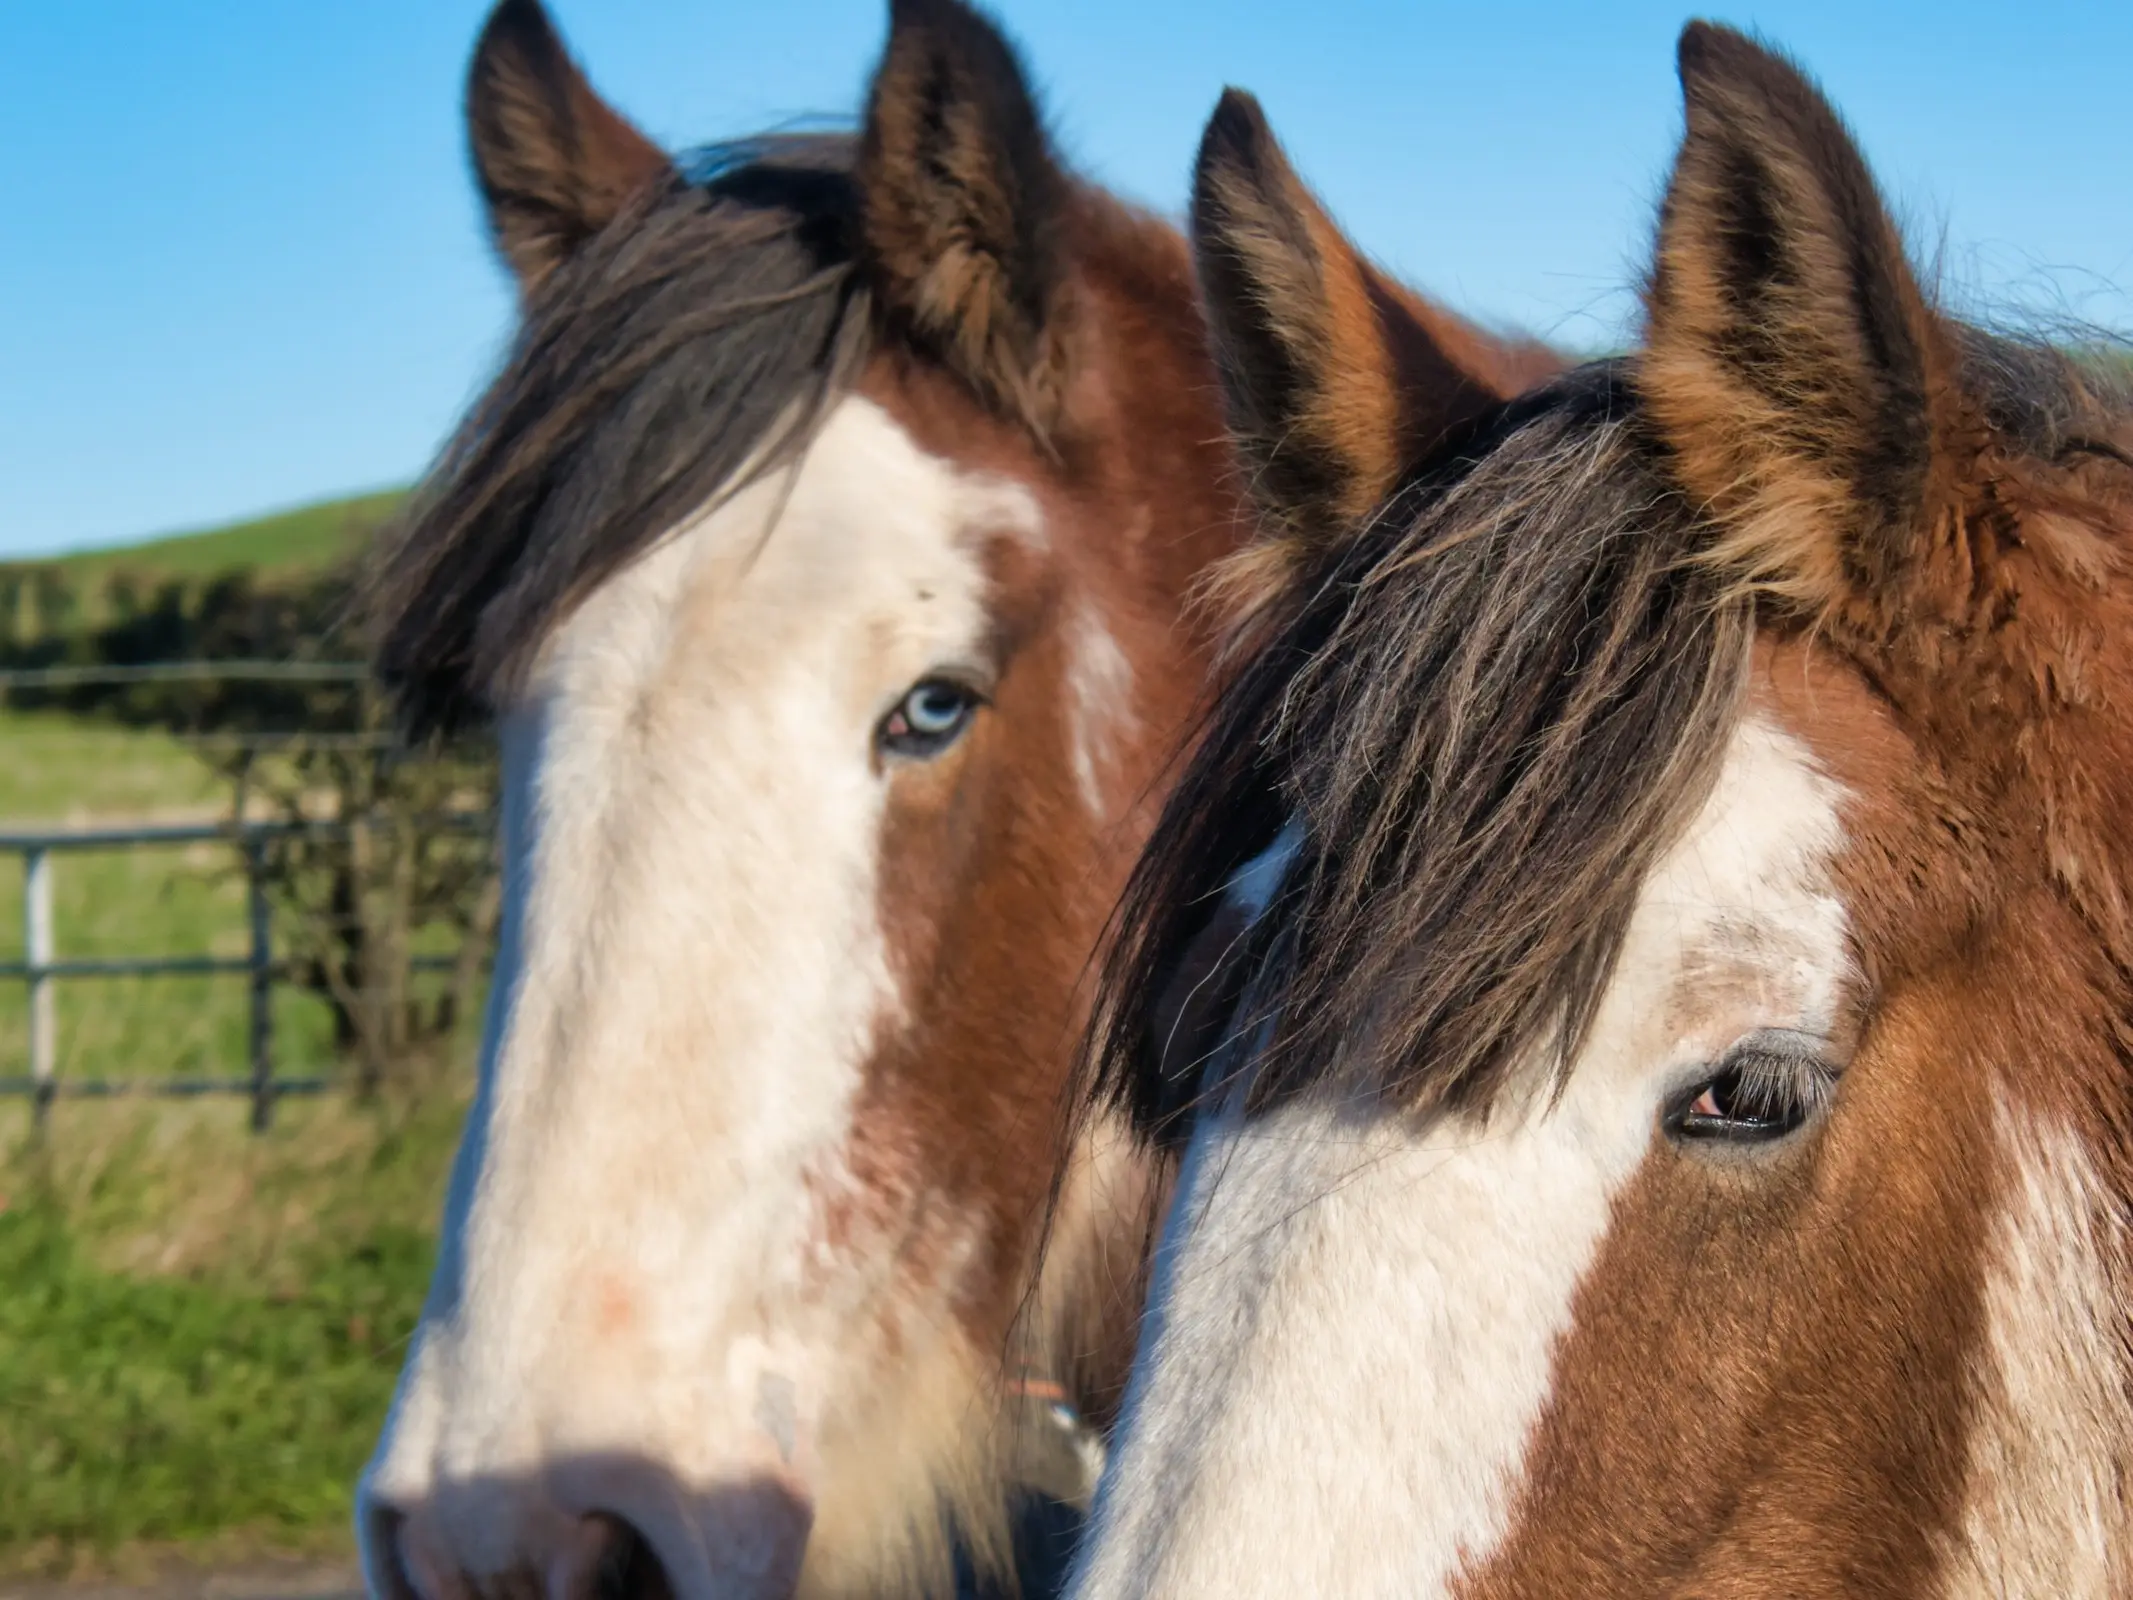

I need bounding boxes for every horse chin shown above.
[789,1341,1012,1600]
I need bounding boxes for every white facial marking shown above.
[363,397,1043,1588]
[1070,715,1851,1598]
[1067,600,1136,814]
[1943,1110,2133,1596]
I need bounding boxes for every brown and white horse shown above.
[354,2,1553,1597]
[1068,29,2133,1598]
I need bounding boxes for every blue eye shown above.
[878,678,980,758]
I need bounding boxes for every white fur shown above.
[1067,600,1136,814]
[1070,715,1851,1598]
[1943,1111,2133,1596]
[361,397,1045,1596]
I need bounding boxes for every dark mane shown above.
[1091,328,2130,1147]
[372,135,872,734]
[1960,326,2133,469]
[1090,363,1756,1140]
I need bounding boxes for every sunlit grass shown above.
[0,709,225,824]
[0,1093,461,1571]
[0,709,472,1570]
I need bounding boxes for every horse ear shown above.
[856,0,1072,428]
[1190,90,1527,567]
[465,0,671,299]
[1643,23,1964,616]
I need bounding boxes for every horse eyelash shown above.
[1716,1045,1840,1122]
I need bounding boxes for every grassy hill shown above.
[43,488,407,590]
[0,488,409,650]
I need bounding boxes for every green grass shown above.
[44,489,406,590]
[0,708,224,823]
[0,1095,461,1571]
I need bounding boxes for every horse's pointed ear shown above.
[1643,23,1964,616]
[1191,90,1523,565]
[465,0,671,299]
[856,0,1071,428]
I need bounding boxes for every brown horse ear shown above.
[856,0,1072,428]
[465,0,671,299]
[1191,91,1539,565]
[1643,23,1963,615]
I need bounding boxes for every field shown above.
[0,712,225,825]
[0,498,463,1579]
[0,1095,459,1574]
[0,702,464,1575]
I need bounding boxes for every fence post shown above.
[245,833,275,1133]
[24,845,53,1131]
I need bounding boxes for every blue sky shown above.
[5,1,2128,558]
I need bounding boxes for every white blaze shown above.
[362,397,1040,1589]
[1070,715,1851,1598]
[1066,599,1136,814]
[1945,1110,2133,1596]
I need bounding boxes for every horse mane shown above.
[371,134,873,735]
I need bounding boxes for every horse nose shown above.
[365,1506,630,1600]
[361,1470,813,1600]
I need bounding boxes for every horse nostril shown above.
[363,1474,806,1600]
[591,1515,676,1600]
[359,1505,425,1600]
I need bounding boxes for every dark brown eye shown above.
[877,678,980,759]
[1666,1033,1838,1146]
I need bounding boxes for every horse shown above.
[1065,27,2133,1597]
[352,1,1557,1596]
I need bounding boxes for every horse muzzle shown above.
[361,1449,815,1600]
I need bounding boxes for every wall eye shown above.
[877,678,981,760]
[1665,1031,1839,1147]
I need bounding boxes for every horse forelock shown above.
[371,135,871,736]
[368,128,1225,740]
[1085,364,1758,1149]
[1091,332,2133,1120]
